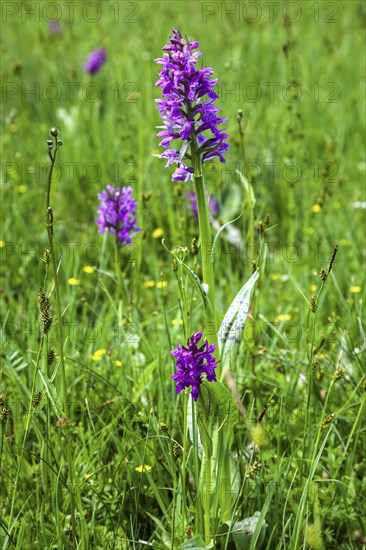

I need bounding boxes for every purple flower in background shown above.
[48,21,62,33]
[171,331,218,401]
[96,185,140,246]
[155,29,229,182]
[186,191,219,220]
[84,48,107,74]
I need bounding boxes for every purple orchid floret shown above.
[171,331,218,401]
[155,29,229,182]
[186,191,219,219]
[84,48,107,74]
[96,185,140,246]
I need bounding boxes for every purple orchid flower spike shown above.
[96,185,140,246]
[171,331,218,401]
[155,29,229,181]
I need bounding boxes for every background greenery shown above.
[1,0,365,548]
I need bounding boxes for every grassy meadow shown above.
[1,0,365,548]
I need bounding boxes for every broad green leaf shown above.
[199,381,239,433]
[219,270,259,367]
[217,449,240,523]
[224,512,266,550]
[196,381,239,458]
[197,408,213,458]
[187,397,203,455]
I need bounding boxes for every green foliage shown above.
[1,0,365,548]
[219,270,260,368]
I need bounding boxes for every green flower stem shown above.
[190,136,219,371]
[45,133,87,547]
[203,451,212,545]
[310,379,335,466]
[114,236,130,306]
[171,458,177,550]
[45,143,68,416]
[190,134,217,542]
[173,261,187,340]
[301,281,325,478]
[192,401,201,532]
[181,392,188,539]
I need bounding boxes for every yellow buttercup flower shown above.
[83,266,96,274]
[0,240,4,248]
[90,349,107,362]
[68,278,80,285]
[310,284,317,293]
[350,286,361,294]
[311,204,321,213]
[135,464,152,473]
[115,360,123,367]
[152,228,164,238]
[144,280,155,288]
[275,313,292,322]
[156,281,168,289]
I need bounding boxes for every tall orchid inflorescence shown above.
[96,185,140,246]
[155,29,229,182]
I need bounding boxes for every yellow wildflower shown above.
[156,281,168,289]
[83,266,95,274]
[152,228,164,238]
[275,313,292,322]
[90,349,107,362]
[135,464,152,473]
[350,286,361,294]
